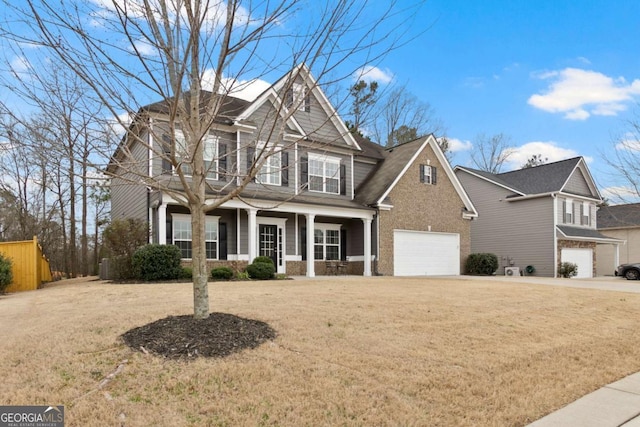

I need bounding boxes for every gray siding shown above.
[564,170,592,196]
[110,139,149,223]
[353,159,377,190]
[456,171,556,276]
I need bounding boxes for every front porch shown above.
[150,195,375,277]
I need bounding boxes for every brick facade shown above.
[557,239,596,277]
[376,144,472,276]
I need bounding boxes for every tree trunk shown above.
[190,203,209,319]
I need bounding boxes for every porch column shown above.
[306,213,315,277]
[158,204,167,244]
[614,243,620,273]
[247,208,258,263]
[363,218,372,276]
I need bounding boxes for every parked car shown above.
[615,263,640,280]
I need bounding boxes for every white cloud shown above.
[130,39,158,56]
[600,186,640,204]
[528,68,640,120]
[10,56,31,74]
[446,137,473,153]
[202,70,271,101]
[614,133,640,152]
[353,65,394,84]
[504,141,584,169]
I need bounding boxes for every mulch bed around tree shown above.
[121,313,277,360]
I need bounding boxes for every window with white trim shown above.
[286,83,310,112]
[564,198,573,224]
[174,131,218,179]
[314,224,341,260]
[256,141,282,186]
[581,201,590,226]
[308,153,340,194]
[171,214,219,259]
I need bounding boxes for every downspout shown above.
[374,207,380,275]
[552,192,558,277]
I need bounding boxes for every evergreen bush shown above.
[465,253,499,275]
[246,262,275,280]
[211,266,234,280]
[132,244,183,281]
[558,262,578,278]
[0,254,12,292]
[252,256,274,265]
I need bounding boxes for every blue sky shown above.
[3,0,639,202]
[362,0,640,201]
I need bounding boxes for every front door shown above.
[259,224,283,273]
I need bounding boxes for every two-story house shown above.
[455,158,622,278]
[108,64,477,276]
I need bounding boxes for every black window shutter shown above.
[563,200,567,223]
[340,229,347,261]
[161,134,172,174]
[218,143,227,181]
[419,164,425,183]
[246,147,255,181]
[301,226,307,260]
[300,156,308,190]
[340,163,346,195]
[432,166,437,185]
[166,216,172,243]
[219,222,227,260]
[281,152,289,187]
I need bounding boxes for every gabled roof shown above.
[352,134,386,160]
[354,135,477,217]
[456,157,600,199]
[239,63,361,151]
[144,91,251,124]
[598,203,640,229]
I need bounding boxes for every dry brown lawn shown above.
[2,276,640,426]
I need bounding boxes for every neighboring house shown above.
[108,64,477,276]
[455,158,622,278]
[596,203,640,275]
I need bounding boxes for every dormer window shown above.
[286,83,310,112]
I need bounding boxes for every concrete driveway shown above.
[446,274,640,294]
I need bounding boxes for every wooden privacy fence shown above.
[0,236,52,292]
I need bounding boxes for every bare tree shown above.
[470,133,514,174]
[1,0,420,318]
[602,116,640,203]
[371,85,443,148]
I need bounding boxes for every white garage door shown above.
[561,248,593,278]
[393,230,460,276]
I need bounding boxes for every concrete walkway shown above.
[528,372,640,426]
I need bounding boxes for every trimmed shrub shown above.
[236,271,250,280]
[558,262,578,278]
[132,244,183,281]
[0,254,12,292]
[211,266,234,280]
[252,256,275,266]
[465,253,499,275]
[246,262,275,280]
[181,266,193,280]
